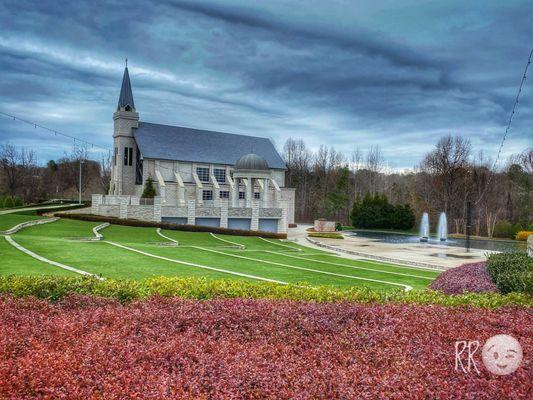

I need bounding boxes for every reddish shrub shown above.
[430,262,499,295]
[0,296,530,399]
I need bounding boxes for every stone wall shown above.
[260,208,282,218]
[127,205,155,221]
[161,206,188,218]
[197,207,221,217]
[229,207,252,218]
[98,205,120,217]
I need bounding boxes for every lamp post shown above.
[79,160,85,205]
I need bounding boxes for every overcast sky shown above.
[0,0,532,169]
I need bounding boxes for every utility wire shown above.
[475,47,533,205]
[0,110,111,153]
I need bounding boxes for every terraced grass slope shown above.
[1,215,440,290]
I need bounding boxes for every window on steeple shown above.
[124,147,133,166]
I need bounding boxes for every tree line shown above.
[0,143,110,205]
[283,135,532,237]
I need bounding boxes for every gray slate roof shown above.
[118,67,135,109]
[133,122,286,169]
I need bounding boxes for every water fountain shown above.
[419,212,429,242]
[437,212,448,241]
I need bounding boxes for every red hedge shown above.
[430,262,499,295]
[0,296,530,399]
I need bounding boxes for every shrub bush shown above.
[56,213,288,239]
[515,231,533,241]
[0,276,530,308]
[487,252,533,294]
[3,196,15,208]
[1,296,531,399]
[429,262,498,294]
[512,222,524,236]
[492,220,514,238]
[350,193,415,230]
[308,232,344,239]
[13,197,23,207]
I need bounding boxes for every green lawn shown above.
[0,213,46,231]
[1,218,440,290]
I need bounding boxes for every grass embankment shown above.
[0,213,45,231]
[2,217,439,290]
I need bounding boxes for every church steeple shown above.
[117,59,135,111]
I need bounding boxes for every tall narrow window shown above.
[114,147,118,166]
[135,146,143,185]
[124,147,133,166]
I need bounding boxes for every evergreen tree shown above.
[141,176,156,198]
[351,192,415,230]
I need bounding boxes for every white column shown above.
[92,194,103,215]
[220,199,229,228]
[251,199,259,231]
[119,197,128,219]
[262,178,269,208]
[279,200,287,234]
[153,196,162,222]
[196,187,203,205]
[232,178,239,207]
[187,199,196,225]
[246,177,253,208]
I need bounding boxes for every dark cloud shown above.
[0,0,531,168]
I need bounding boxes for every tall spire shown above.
[117,60,135,110]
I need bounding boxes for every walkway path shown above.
[0,203,75,215]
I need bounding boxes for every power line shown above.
[475,47,533,205]
[0,110,111,153]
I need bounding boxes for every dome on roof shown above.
[235,153,269,171]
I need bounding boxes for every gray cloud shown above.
[0,0,532,168]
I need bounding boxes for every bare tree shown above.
[0,143,38,201]
[366,145,384,194]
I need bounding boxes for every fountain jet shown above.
[437,212,448,241]
[419,212,429,242]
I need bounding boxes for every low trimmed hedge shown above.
[57,213,288,239]
[487,252,532,294]
[35,203,90,215]
[308,232,344,239]
[0,276,530,308]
